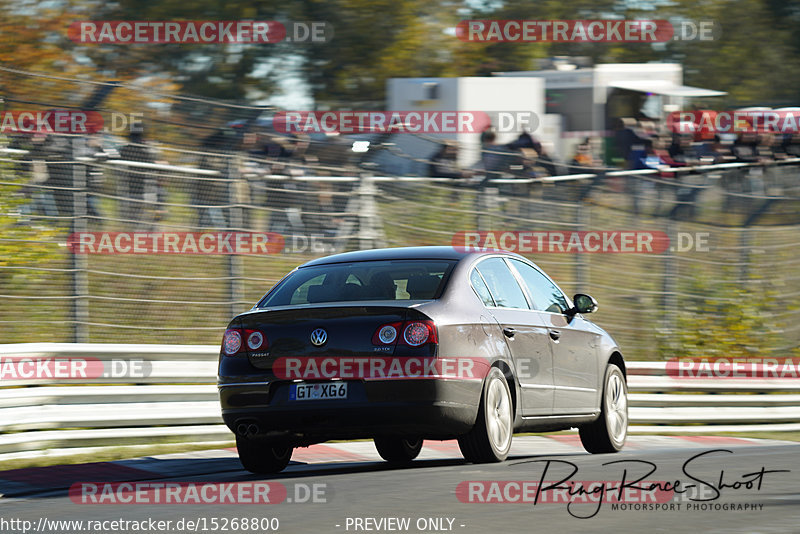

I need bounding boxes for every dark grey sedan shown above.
[217,246,628,473]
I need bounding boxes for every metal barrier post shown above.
[575,201,588,289]
[227,156,245,317]
[739,227,751,280]
[357,174,382,249]
[662,219,677,340]
[71,138,89,343]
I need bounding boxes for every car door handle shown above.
[503,327,516,338]
[549,329,561,341]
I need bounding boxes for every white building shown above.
[387,64,725,168]
[495,63,726,160]
[387,76,546,168]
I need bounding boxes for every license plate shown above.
[290,382,348,401]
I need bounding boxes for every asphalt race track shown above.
[2,435,799,534]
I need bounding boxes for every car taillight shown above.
[222,328,242,355]
[372,322,403,345]
[373,320,437,346]
[377,325,398,344]
[404,321,431,346]
[246,329,267,351]
[223,328,268,356]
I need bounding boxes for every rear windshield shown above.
[257,260,456,307]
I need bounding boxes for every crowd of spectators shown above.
[616,116,800,170]
[8,111,799,231]
[425,115,800,183]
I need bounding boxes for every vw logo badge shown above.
[310,328,328,346]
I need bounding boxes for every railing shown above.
[1,344,798,460]
[4,144,800,362]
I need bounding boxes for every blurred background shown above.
[2,0,800,364]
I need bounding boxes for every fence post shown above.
[574,200,588,289]
[71,137,89,342]
[662,219,677,339]
[475,181,485,231]
[739,227,751,280]
[357,174,381,250]
[227,155,244,318]
[475,181,499,232]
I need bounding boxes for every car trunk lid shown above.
[240,304,429,370]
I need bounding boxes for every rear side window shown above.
[259,260,455,307]
[470,269,495,307]
[474,257,529,309]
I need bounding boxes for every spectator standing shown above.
[428,141,468,179]
[118,127,158,228]
[194,130,232,229]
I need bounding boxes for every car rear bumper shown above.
[218,378,481,440]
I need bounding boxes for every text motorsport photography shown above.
[456,449,787,519]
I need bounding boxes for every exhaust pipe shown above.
[236,422,260,437]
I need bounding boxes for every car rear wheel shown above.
[236,435,294,474]
[373,437,423,463]
[579,363,628,453]
[458,367,513,463]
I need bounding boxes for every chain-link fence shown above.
[2,68,800,360]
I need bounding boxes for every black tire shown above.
[579,363,628,453]
[373,437,423,463]
[236,435,293,474]
[458,367,514,463]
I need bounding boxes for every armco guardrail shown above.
[1,344,799,459]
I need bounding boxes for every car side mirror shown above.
[569,293,598,315]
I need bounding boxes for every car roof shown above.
[299,246,513,267]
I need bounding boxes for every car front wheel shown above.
[579,363,628,453]
[458,367,513,463]
[236,435,293,474]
